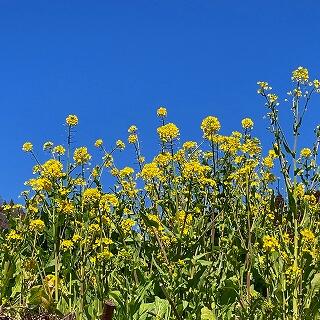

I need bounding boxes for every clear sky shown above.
[1,0,320,202]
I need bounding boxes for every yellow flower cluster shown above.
[183,141,197,150]
[6,230,23,241]
[22,142,33,152]
[57,200,75,215]
[53,145,66,155]
[141,162,162,181]
[43,141,53,151]
[300,228,316,244]
[96,249,113,261]
[201,116,221,139]
[29,219,45,233]
[257,81,271,94]
[26,177,52,191]
[241,138,261,156]
[73,147,91,165]
[83,188,101,205]
[262,235,280,252]
[128,125,138,133]
[157,107,167,117]
[118,167,134,178]
[241,118,254,129]
[219,134,241,154]
[61,239,74,251]
[292,66,309,83]
[41,159,64,179]
[66,114,78,126]
[300,148,312,158]
[176,210,192,235]
[121,218,135,234]
[157,123,180,142]
[153,152,172,167]
[94,139,103,148]
[99,193,119,212]
[285,264,302,282]
[293,183,305,199]
[89,224,101,233]
[182,161,210,180]
[116,139,125,150]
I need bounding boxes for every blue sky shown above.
[1,0,320,201]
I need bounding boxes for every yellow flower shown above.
[153,152,171,167]
[262,235,280,252]
[121,218,135,234]
[43,141,54,151]
[157,123,179,142]
[29,219,45,233]
[300,148,312,158]
[241,138,261,156]
[83,188,101,205]
[99,193,119,212]
[57,200,75,215]
[53,145,66,155]
[285,264,302,282]
[89,223,101,233]
[73,147,91,165]
[241,118,254,129]
[183,141,197,150]
[313,79,320,89]
[263,156,274,168]
[26,178,52,191]
[116,139,125,150]
[6,230,23,241]
[94,139,103,148]
[182,161,210,180]
[72,234,81,242]
[176,210,192,235]
[97,249,113,261]
[301,228,316,244]
[66,114,78,126]
[128,134,138,144]
[293,183,305,199]
[292,66,309,83]
[41,159,64,179]
[157,107,167,117]
[61,239,74,252]
[22,142,33,152]
[267,94,278,103]
[257,81,271,94]
[140,162,162,180]
[118,166,134,178]
[201,116,221,139]
[128,125,137,133]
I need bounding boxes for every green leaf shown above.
[311,273,320,294]
[201,306,215,320]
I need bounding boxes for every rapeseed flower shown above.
[241,118,254,129]
[157,107,167,117]
[94,139,103,148]
[292,66,309,83]
[29,219,45,233]
[83,188,101,205]
[66,114,78,126]
[73,147,91,165]
[201,116,221,139]
[22,142,33,152]
[300,148,312,158]
[262,235,280,252]
[157,123,179,142]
